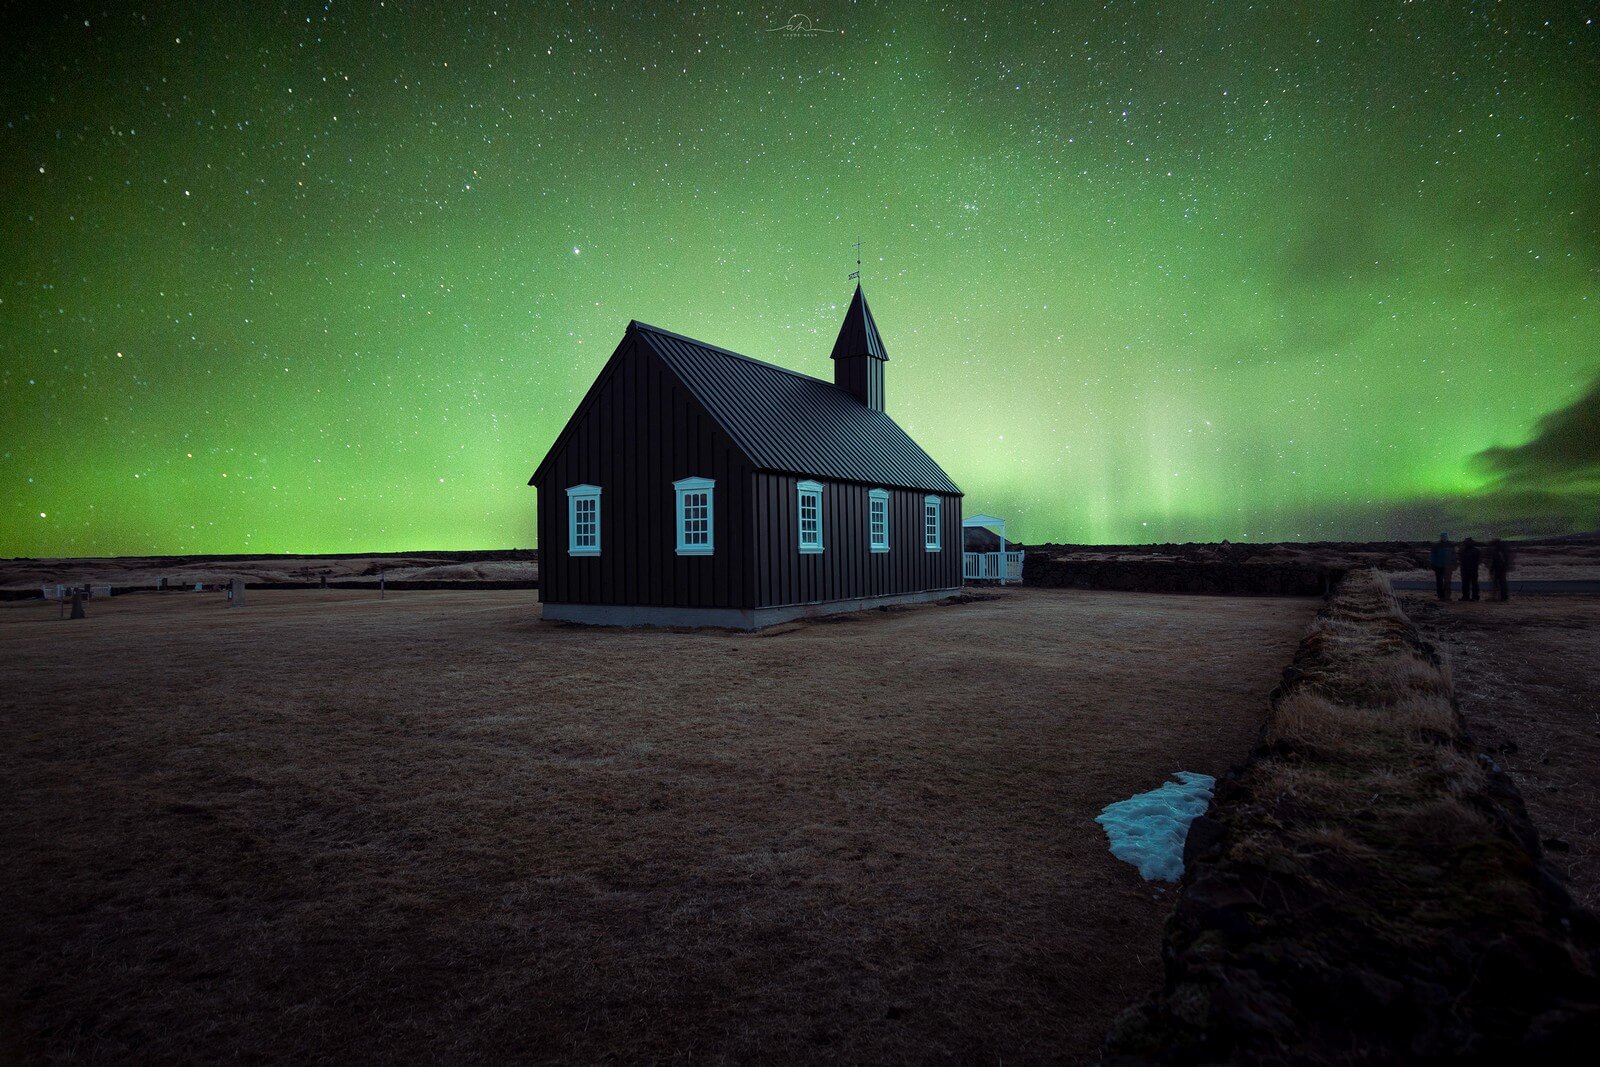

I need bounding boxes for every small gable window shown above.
[924,495,942,551]
[798,480,824,554]
[674,477,714,555]
[566,485,601,556]
[869,489,890,553]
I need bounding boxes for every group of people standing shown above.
[1429,533,1513,602]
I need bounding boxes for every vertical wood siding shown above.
[832,355,884,410]
[535,338,754,609]
[751,473,961,608]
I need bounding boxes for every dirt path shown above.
[0,587,1308,1064]
[1402,592,1600,911]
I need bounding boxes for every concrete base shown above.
[541,588,962,631]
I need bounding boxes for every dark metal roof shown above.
[830,283,889,361]
[963,526,1021,552]
[633,321,960,496]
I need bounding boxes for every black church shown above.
[530,285,963,629]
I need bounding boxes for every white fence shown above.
[43,583,113,600]
[963,551,1024,583]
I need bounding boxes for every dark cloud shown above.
[1476,375,1600,486]
[1467,375,1600,533]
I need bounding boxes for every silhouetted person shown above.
[1429,532,1455,601]
[1458,537,1481,602]
[1488,538,1512,601]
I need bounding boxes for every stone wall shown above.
[1023,554,1344,597]
[1101,571,1600,1064]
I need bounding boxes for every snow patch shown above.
[1096,771,1217,882]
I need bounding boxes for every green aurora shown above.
[2,2,1596,555]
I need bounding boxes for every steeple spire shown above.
[830,284,888,409]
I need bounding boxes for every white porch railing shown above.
[42,583,112,599]
[963,550,1025,583]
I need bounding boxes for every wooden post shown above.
[230,577,246,607]
[69,587,85,619]
[379,570,386,599]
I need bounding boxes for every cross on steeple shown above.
[848,238,861,281]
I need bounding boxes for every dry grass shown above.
[1183,571,1526,911]
[1269,689,1455,745]
[0,585,1309,1065]
[1252,573,1479,819]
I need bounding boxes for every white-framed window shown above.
[566,484,601,556]
[798,480,824,553]
[924,495,942,551]
[869,488,890,552]
[674,476,714,555]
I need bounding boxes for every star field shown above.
[2,2,1596,555]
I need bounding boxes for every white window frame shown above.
[674,476,715,556]
[869,488,890,553]
[566,484,601,556]
[798,480,824,554]
[924,495,942,551]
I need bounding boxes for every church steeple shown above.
[830,283,888,410]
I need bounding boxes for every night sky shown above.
[3,2,1596,556]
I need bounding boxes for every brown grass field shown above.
[0,587,1309,1064]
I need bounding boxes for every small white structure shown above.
[962,514,1024,584]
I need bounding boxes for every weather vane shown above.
[849,238,861,282]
